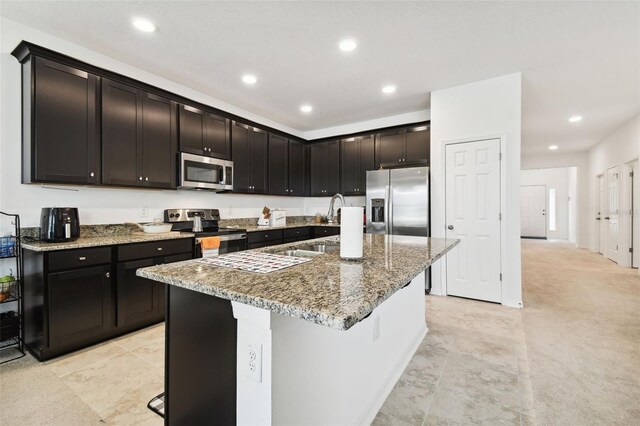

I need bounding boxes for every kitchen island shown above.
[138,234,458,426]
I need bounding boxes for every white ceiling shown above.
[1,1,638,154]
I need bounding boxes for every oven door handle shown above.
[196,233,247,243]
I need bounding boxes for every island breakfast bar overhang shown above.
[137,235,459,425]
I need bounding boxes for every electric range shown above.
[164,209,247,255]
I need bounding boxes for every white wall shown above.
[587,114,640,267]
[430,73,522,308]
[0,18,388,227]
[520,167,573,241]
[521,151,589,247]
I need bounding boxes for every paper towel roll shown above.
[340,207,364,259]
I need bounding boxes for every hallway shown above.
[520,239,640,424]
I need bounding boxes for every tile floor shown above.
[373,295,533,426]
[1,239,638,425]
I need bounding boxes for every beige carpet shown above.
[521,239,640,425]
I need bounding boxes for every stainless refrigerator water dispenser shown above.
[370,199,385,223]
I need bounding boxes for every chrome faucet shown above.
[327,193,345,224]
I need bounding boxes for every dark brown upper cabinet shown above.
[268,134,288,196]
[288,139,306,196]
[22,57,100,185]
[102,79,177,189]
[178,104,231,160]
[268,135,306,196]
[231,121,268,194]
[376,125,430,168]
[340,135,374,196]
[310,140,340,196]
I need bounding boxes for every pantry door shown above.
[445,139,502,303]
[520,185,547,238]
[606,167,619,262]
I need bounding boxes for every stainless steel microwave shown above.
[178,153,233,191]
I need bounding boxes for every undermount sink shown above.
[297,244,340,253]
[276,249,324,258]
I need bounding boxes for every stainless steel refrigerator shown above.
[366,166,431,290]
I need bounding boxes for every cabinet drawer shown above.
[117,239,193,262]
[283,227,311,240]
[247,230,283,245]
[314,227,341,237]
[48,247,111,271]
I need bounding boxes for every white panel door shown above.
[631,161,639,268]
[597,175,606,254]
[445,139,501,303]
[607,167,619,262]
[520,185,546,238]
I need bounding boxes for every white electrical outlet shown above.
[373,316,381,341]
[140,207,148,218]
[245,341,262,382]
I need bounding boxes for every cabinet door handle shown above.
[105,272,110,278]
[78,256,86,261]
[145,177,149,181]
[157,247,163,251]
[138,176,143,181]
[90,172,95,177]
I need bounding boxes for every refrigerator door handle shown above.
[385,185,391,234]
[388,185,393,235]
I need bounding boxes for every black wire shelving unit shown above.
[0,211,25,364]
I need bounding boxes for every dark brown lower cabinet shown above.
[246,226,339,248]
[48,264,113,352]
[23,239,194,361]
[117,252,192,332]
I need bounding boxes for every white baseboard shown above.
[356,325,428,425]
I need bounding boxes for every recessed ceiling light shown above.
[339,39,357,52]
[242,74,257,85]
[300,104,313,113]
[548,145,559,151]
[132,18,156,33]
[382,85,396,94]
[568,115,583,123]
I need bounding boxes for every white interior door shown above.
[520,185,547,238]
[631,161,639,268]
[597,175,606,254]
[445,139,501,303]
[606,167,619,262]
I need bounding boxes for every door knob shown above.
[604,217,610,220]
[447,225,454,230]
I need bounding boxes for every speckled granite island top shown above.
[22,232,194,251]
[137,235,459,330]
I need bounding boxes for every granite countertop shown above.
[22,231,195,252]
[234,222,342,232]
[137,235,459,330]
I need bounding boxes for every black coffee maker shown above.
[40,208,80,242]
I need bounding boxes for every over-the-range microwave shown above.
[178,152,233,192]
